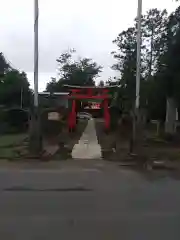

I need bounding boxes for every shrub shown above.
[0,108,29,133]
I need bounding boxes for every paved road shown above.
[0,160,180,240]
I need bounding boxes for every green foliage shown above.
[0,70,32,107]
[111,6,180,121]
[98,80,105,87]
[46,49,102,92]
[0,54,32,108]
[0,53,32,133]
[4,109,29,133]
[0,108,29,134]
[111,26,138,110]
[141,9,168,77]
[0,52,10,78]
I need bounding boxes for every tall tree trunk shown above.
[165,97,177,134]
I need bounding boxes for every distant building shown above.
[38,92,69,108]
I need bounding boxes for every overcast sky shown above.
[0,0,178,91]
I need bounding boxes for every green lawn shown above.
[0,134,27,148]
[0,148,19,159]
[0,134,27,159]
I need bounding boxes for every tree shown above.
[0,53,32,108]
[139,9,168,118]
[154,6,180,133]
[111,7,180,129]
[46,49,102,92]
[46,77,59,93]
[111,27,139,111]
[98,80,105,87]
[0,52,10,79]
[141,9,168,78]
[0,68,32,107]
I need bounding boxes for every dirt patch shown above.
[95,119,180,169]
[0,134,29,160]
[95,119,131,161]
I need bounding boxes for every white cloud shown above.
[0,0,179,91]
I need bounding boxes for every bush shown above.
[0,108,29,134]
[4,108,29,133]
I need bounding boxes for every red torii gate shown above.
[64,85,114,132]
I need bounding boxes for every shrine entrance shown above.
[64,85,112,132]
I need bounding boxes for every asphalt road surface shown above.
[0,160,180,240]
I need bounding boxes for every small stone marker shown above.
[48,112,59,121]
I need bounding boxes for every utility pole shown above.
[136,0,142,113]
[131,0,142,153]
[34,0,39,108]
[30,0,42,154]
